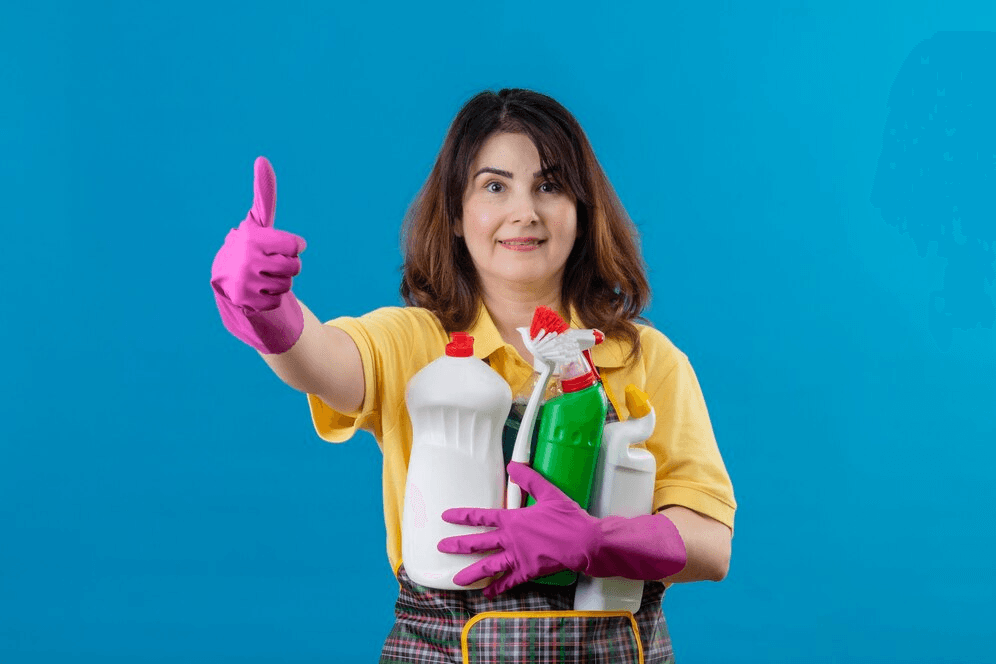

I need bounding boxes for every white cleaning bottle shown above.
[401,332,512,590]
[574,384,657,612]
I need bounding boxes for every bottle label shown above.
[499,391,620,469]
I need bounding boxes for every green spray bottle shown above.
[525,333,607,586]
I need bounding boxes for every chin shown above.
[496,269,560,289]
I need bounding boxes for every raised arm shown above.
[210,156,365,414]
[258,298,365,414]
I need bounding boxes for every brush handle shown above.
[506,364,552,509]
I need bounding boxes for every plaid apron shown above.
[378,564,675,663]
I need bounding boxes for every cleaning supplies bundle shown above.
[401,308,659,607]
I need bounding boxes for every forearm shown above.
[656,505,732,584]
[257,298,335,393]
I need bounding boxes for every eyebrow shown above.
[473,165,560,180]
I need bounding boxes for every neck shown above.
[479,282,570,345]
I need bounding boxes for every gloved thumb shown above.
[248,156,277,228]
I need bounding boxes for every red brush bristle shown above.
[529,306,569,339]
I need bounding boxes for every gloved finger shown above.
[256,276,293,298]
[506,462,570,503]
[239,222,308,257]
[441,507,502,528]
[452,552,512,587]
[437,530,502,555]
[256,253,302,280]
[244,259,295,291]
[260,229,307,257]
[250,156,277,228]
[484,569,528,599]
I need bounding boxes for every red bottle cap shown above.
[445,332,474,357]
[561,371,597,392]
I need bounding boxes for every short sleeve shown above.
[306,307,446,445]
[643,346,737,537]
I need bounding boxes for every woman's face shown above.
[459,132,578,297]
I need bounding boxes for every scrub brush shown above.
[506,306,577,510]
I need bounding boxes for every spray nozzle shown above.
[558,329,603,392]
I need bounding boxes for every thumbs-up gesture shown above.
[211,157,308,354]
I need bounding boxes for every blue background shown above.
[3,1,994,662]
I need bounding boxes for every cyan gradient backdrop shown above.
[2,1,994,662]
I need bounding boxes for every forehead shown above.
[471,132,541,168]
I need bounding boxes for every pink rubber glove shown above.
[438,462,687,598]
[211,156,308,355]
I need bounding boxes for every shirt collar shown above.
[465,301,629,369]
[465,302,506,361]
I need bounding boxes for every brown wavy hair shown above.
[400,88,651,362]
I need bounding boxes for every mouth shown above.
[498,239,545,247]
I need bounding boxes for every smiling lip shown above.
[498,237,545,252]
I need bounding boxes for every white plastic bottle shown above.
[574,385,657,612]
[401,332,512,590]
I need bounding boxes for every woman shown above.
[211,88,736,663]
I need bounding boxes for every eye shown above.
[484,181,561,194]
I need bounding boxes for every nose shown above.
[508,189,541,225]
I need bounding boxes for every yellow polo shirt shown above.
[306,303,737,579]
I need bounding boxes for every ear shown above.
[454,220,463,238]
